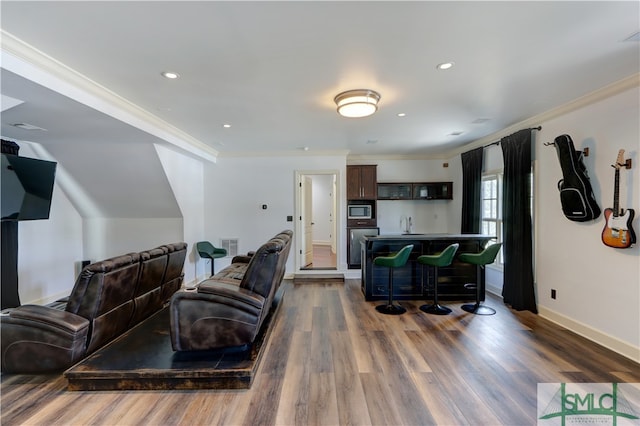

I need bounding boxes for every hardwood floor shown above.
[302,244,337,269]
[2,279,639,425]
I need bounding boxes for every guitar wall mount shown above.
[617,158,632,169]
[544,141,590,157]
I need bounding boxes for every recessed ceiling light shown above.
[436,62,454,70]
[397,113,406,117]
[161,71,180,79]
[223,124,231,128]
[448,131,464,136]
[472,118,491,124]
[366,139,379,144]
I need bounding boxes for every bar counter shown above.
[360,234,494,301]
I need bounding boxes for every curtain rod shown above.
[483,126,542,148]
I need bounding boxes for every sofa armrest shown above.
[1,305,90,373]
[231,255,253,264]
[169,284,266,351]
[3,304,89,334]
[197,281,264,309]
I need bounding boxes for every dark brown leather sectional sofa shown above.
[170,230,292,351]
[1,242,187,373]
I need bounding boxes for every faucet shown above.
[400,216,412,234]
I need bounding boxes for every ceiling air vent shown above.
[11,123,47,131]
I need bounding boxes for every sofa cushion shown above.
[211,262,248,286]
[239,240,283,298]
[66,253,141,319]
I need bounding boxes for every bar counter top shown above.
[363,233,491,241]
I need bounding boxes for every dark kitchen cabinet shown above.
[347,165,377,200]
[377,182,453,200]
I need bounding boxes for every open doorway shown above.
[295,170,339,271]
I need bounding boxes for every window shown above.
[481,173,503,265]
[481,170,534,267]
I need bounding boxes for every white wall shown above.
[82,217,183,261]
[535,85,639,361]
[17,143,83,304]
[156,144,206,286]
[204,155,347,273]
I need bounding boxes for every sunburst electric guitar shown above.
[601,150,636,248]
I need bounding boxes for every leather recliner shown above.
[169,230,292,351]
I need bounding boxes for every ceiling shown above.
[1,1,639,159]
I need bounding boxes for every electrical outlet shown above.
[551,289,556,299]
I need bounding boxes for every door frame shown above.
[294,169,341,273]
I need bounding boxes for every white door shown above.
[303,176,314,267]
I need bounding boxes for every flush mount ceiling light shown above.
[334,89,381,118]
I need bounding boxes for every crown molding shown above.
[1,30,218,163]
[218,149,351,158]
[347,153,452,162]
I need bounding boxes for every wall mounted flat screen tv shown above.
[1,153,57,221]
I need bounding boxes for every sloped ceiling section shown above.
[1,69,182,218]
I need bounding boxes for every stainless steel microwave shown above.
[348,204,372,219]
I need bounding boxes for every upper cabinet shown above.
[347,165,377,200]
[413,182,452,200]
[377,182,453,200]
[377,183,412,200]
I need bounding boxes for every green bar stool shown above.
[374,244,414,315]
[418,243,459,315]
[196,241,228,277]
[458,243,503,315]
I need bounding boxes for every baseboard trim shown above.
[28,289,72,306]
[486,284,502,297]
[538,305,640,364]
[484,290,639,363]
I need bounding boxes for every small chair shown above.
[418,243,459,315]
[196,241,227,277]
[374,244,414,315]
[458,243,502,315]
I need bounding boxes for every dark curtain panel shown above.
[1,139,21,309]
[500,129,537,313]
[460,146,484,234]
